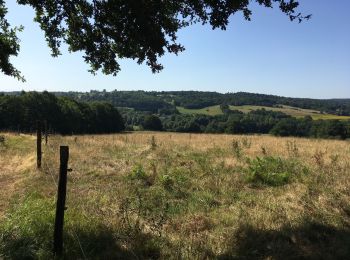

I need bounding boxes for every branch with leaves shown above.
[2,0,310,80]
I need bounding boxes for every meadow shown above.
[177,105,350,120]
[1,132,350,259]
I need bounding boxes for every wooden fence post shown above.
[44,120,48,145]
[53,146,69,257]
[37,121,42,169]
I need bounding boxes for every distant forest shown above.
[55,90,350,115]
[0,91,124,134]
[0,91,349,139]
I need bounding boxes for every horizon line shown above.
[1,89,349,100]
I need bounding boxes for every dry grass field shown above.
[1,132,350,259]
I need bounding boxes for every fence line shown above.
[42,143,86,258]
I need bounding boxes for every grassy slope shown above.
[177,105,223,116]
[177,104,350,120]
[1,132,350,259]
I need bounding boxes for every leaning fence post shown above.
[37,121,42,169]
[53,146,69,257]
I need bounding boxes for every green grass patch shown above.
[0,194,125,259]
[177,104,350,120]
[177,105,223,116]
[245,156,308,186]
[0,134,33,153]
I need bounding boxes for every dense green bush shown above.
[245,156,308,186]
[142,115,163,131]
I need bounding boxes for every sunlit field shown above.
[177,105,350,120]
[1,132,350,259]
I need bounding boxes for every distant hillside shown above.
[2,90,350,116]
[1,91,349,139]
[177,105,350,120]
[51,90,350,116]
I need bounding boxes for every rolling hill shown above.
[177,104,350,120]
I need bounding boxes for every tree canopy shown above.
[1,0,309,80]
[0,91,125,134]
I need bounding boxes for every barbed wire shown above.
[42,145,87,259]
[66,169,87,260]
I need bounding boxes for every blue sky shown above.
[0,0,349,98]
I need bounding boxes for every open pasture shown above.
[177,104,350,120]
[1,132,350,259]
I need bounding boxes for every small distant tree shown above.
[142,115,163,131]
[220,103,230,113]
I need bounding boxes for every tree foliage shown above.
[121,107,349,139]
[1,91,348,139]
[0,0,24,81]
[61,90,350,116]
[2,0,309,79]
[142,114,163,131]
[0,91,124,134]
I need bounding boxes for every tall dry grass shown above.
[1,131,350,259]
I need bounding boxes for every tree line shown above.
[0,92,124,134]
[1,92,349,139]
[53,90,350,116]
[122,108,350,140]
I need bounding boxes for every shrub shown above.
[159,169,191,200]
[245,156,307,186]
[142,115,163,131]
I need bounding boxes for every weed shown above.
[150,135,157,150]
[245,156,307,186]
[312,150,326,167]
[0,135,6,150]
[261,145,268,156]
[241,137,252,149]
[128,164,150,185]
[149,161,158,184]
[161,174,174,191]
[232,139,243,159]
[330,154,340,166]
[327,153,342,172]
[119,187,170,238]
[0,135,5,145]
[160,168,191,200]
[286,140,299,157]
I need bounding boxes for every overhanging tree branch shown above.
[0,0,25,81]
[2,0,310,80]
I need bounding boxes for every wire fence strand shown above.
[42,144,87,259]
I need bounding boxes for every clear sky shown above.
[0,0,349,98]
